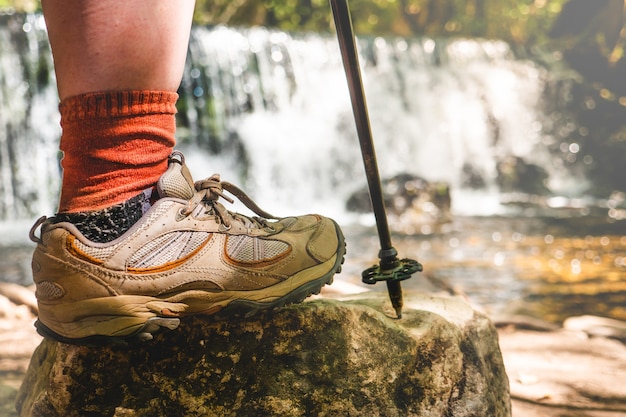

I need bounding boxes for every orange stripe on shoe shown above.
[66,235,105,266]
[127,237,212,274]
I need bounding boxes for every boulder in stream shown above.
[16,296,510,417]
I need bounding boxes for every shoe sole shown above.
[35,224,347,346]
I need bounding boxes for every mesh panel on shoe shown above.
[35,281,65,301]
[71,201,180,261]
[226,235,290,263]
[279,217,297,228]
[158,161,194,200]
[128,231,211,269]
[73,239,117,260]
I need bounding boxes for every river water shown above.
[340,199,626,324]
[1,15,625,325]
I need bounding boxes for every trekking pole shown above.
[329,0,422,318]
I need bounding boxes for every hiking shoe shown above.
[30,151,346,345]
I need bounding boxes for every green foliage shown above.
[0,0,37,12]
[1,0,568,44]
[192,0,569,44]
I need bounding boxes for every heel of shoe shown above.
[36,295,187,346]
[35,316,181,346]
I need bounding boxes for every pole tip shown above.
[394,306,403,319]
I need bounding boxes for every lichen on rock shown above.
[16,296,511,417]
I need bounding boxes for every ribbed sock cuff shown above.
[59,91,178,121]
[58,90,178,213]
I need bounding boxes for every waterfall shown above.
[178,26,581,218]
[0,14,585,231]
[0,13,60,223]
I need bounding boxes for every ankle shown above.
[55,189,153,243]
[57,90,177,213]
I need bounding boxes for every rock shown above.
[0,308,41,377]
[15,296,510,417]
[499,327,626,416]
[0,290,41,392]
[1,384,19,417]
[563,315,626,343]
[494,315,560,332]
[0,285,40,417]
[346,174,452,229]
[0,282,38,316]
[496,156,550,195]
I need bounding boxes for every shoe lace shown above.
[180,174,277,229]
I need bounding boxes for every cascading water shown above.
[178,26,581,219]
[0,14,585,228]
[0,13,59,225]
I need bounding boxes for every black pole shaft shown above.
[329,0,394,256]
[330,0,405,317]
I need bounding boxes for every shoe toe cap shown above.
[305,216,342,262]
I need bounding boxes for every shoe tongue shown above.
[157,158,195,200]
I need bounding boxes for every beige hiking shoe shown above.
[30,151,345,345]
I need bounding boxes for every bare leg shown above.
[42,0,195,99]
[30,1,347,346]
[40,0,196,216]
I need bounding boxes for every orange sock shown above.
[57,91,178,213]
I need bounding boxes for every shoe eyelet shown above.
[218,224,232,232]
[176,208,188,222]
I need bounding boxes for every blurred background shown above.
[1,0,626,325]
